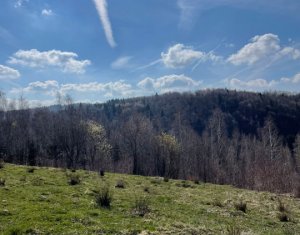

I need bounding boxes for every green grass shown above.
[0,164,300,234]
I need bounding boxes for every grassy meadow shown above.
[0,164,299,234]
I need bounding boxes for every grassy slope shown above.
[0,164,299,235]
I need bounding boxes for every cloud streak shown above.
[93,0,117,48]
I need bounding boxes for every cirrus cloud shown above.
[111,56,133,69]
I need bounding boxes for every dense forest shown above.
[0,89,300,194]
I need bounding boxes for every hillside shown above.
[0,164,299,234]
[1,89,300,194]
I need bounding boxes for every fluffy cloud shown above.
[11,80,133,98]
[0,65,20,80]
[227,78,277,89]
[161,44,221,68]
[41,9,53,16]
[93,0,116,48]
[8,49,91,74]
[138,74,202,92]
[228,34,300,65]
[111,56,132,69]
[60,80,132,96]
[280,73,300,84]
[14,0,28,8]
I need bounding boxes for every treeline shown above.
[0,89,300,194]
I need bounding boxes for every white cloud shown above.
[92,0,117,48]
[161,44,221,68]
[226,78,277,89]
[0,65,20,80]
[177,0,200,30]
[11,80,59,96]
[111,56,132,69]
[228,34,300,65]
[60,80,132,96]
[280,73,300,84]
[11,80,133,99]
[41,9,53,16]
[138,74,202,92]
[14,0,28,8]
[8,49,91,74]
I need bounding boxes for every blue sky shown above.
[1,0,300,107]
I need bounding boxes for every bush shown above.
[234,201,247,213]
[150,178,161,185]
[193,179,200,185]
[0,159,4,169]
[31,177,44,186]
[27,167,35,173]
[68,173,81,185]
[294,186,300,198]
[144,186,150,193]
[277,200,291,222]
[176,180,194,188]
[163,177,169,182]
[226,223,242,235]
[8,228,23,235]
[278,199,287,213]
[95,185,112,208]
[212,198,223,207]
[115,180,125,189]
[132,196,150,217]
[278,212,290,222]
[0,178,5,187]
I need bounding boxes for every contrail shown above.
[92,0,117,48]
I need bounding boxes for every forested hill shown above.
[1,89,300,194]
[88,89,300,145]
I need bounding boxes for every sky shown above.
[1,0,300,107]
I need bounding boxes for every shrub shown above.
[115,180,125,189]
[31,177,44,186]
[212,198,223,207]
[27,167,35,173]
[176,180,194,188]
[193,179,200,185]
[0,178,5,187]
[0,159,4,169]
[278,212,290,222]
[294,186,300,198]
[226,223,242,235]
[8,228,23,235]
[68,173,81,185]
[132,196,150,217]
[144,186,150,193]
[234,201,247,213]
[95,185,113,208]
[150,178,161,185]
[278,199,287,213]
[277,200,291,222]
